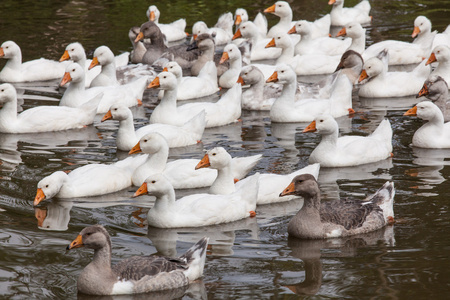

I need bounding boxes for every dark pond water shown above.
[1,0,450,299]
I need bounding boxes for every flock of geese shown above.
[1,0,450,296]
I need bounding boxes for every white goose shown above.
[34,155,147,204]
[0,83,100,133]
[404,101,450,149]
[60,63,148,114]
[219,44,242,89]
[238,65,279,110]
[101,104,206,151]
[133,173,259,228]
[88,45,119,87]
[160,61,218,100]
[191,13,234,46]
[196,147,321,204]
[304,115,393,167]
[334,22,367,54]
[146,5,187,43]
[148,71,241,128]
[328,0,371,26]
[426,45,450,86]
[363,15,436,65]
[267,64,353,122]
[0,40,69,82]
[264,1,330,39]
[129,132,261,188]
[358,50,431,97]
[234,8,268,37]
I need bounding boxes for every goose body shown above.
[304,115,393,167]
[129,133,261,188]
[328,0,371,26]
[404,101,450,148]
[101,104,205,151]
[134,173,259,228]
[67,225,208,295]
[196,147,321,204]
[149,71,241,128]
[0,40,69,82]
[280,174,395,239]
[0,83,99,133]
[60,63,147,114]
[267,64,353,122]
[358,50,431,98]
[147,5,187,43]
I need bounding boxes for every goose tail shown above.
[180,237,209,281]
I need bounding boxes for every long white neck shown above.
[276,44,294,64]
[209,163,235,195]
[0,98,18,132]
[60,77,86,107]
[152,188,176,213]
[230,56,242,71]
[100,61,117,82]
[116,116,137,151]
[348,33,366,54]
[4,52,22,71]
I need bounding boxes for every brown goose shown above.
[67,225,208,295]
[280,174,395,239]
[417,75,450,122]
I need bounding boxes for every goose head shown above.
[135,173,173,198]
[417,75,448,100]
[34,171,68,205]
[239,65,264,85]
[234,8,249,25]
[60,63,85,86]
[147,71,177,90]
[328,0,344,7]
[412,16,432,38]
[335,50,364,72]
[192,33,215,51]
[266,63,296,85]
[0,41,21,60]
[266,33,292,50]
[358,56,384,83]
[404,101,443,121]
[89,46,115,70]
[136,21,162,43]
[67,225,111,251]
[303,114,339,136]
[163,61,183,79]
[426,45,450,65]
[0,83,17,104]
[128,26,141,44]
[146,5,160,22]
[102,104,132,122]
[280,174,319,198]
[60,42,85,63]
[129,132,168,155]
[264,1,292,18]
[336,22,364,39]
[289,20,311,36]
[196,147,232,170]
[192,21,208,40]
[220,44,241,64]
[233,21,258,40]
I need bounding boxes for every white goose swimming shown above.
[196,147,321,204]
[133,173,259,228]
[0,40,69,82]
[101,104,205,151]
[304,115,393,167]
[88,45,119,87]
[148,71,241,128]
[129,132,262,188]
[146,5,187,43]
[328,0,371,26]
[0,83,99,133]
[426,45,450,86]
[219,44,242,89]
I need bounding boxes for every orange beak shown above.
[232,29,242,40]
[426,52,436,65]
[162,67,168,72]
[264,4,276,13]
[412,26,420,38]
[67,235,84,250]
[129,142,142,155]
[133,182,148,197]
[101,110,112,122]
[147,76,160,89]
[265,38,276,48]
[328,0,336,4]
[59,50,70,62]
[303,120,317,133]
[404,106,418,116]
[0,47,4,57]
[236,76,245,85]
[88,57,99,70]
[220,52,229,64]
[135,32,144,43]
[336,27,346,37]
[149,11,156,21]
[60,72,72,86]
[34,188,46,206]
[235,15,242,25]
[417,83,429,98]
[358,69,368,83]
[195,154,210,169]
[35,207,47,227]
[193,34,198,40]
[280,182,295,197]
[266,71,278,83]
[288,26,296,34]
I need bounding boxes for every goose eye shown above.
[212,153,216,156]
[72,69,75,72]
[242,26,246,29]
[46,185,49,188]
[1,89,3,92]
[163,76,166,79]
[281,70,285,73]
[320,119,324,122]
[229,49,232,52]
[86,232,92,236]
[277,37,281,39]
[151,180,156,184]
[437,51,440,54]
[244,72,248,75]
[144,139,148,143]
